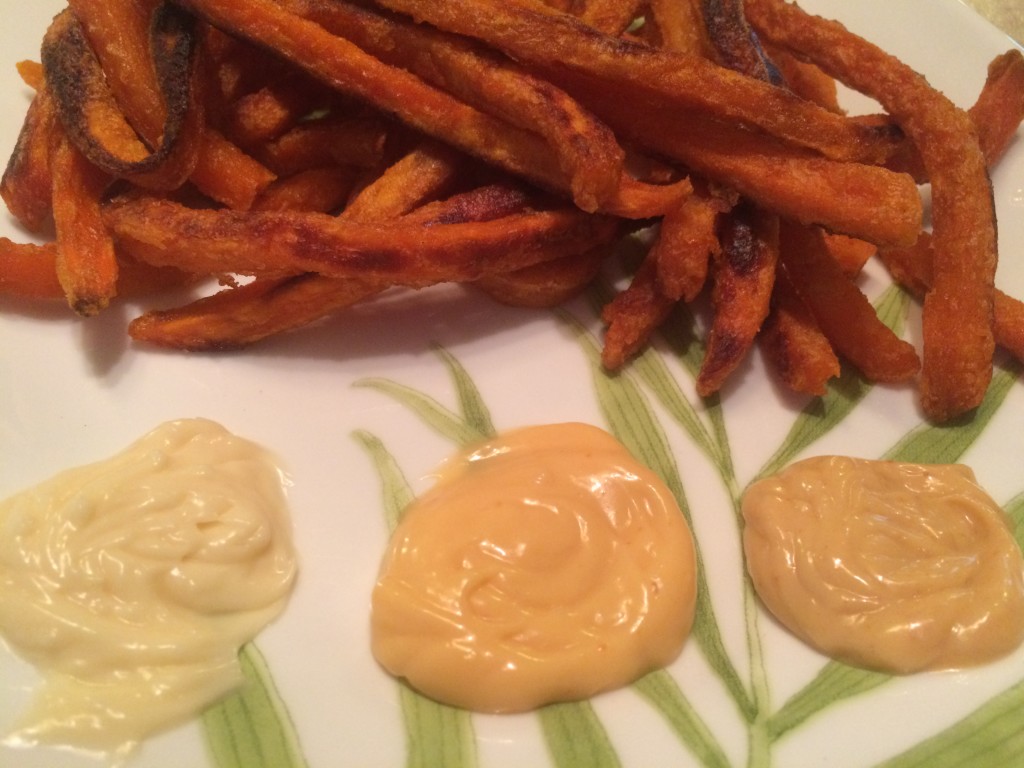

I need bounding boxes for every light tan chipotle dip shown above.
[371,422,697,712]
[0,418,297,758]
[742,455,1024,674]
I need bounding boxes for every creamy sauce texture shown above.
[371,422,697,713]
[743,455,1024,674]
[0,418,297,757]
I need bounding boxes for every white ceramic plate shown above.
[2,2,1023,766]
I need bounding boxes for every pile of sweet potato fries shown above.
[2,0,1023,422]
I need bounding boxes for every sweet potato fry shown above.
[779,220,919,384]
[758,268,840,397]
[574,91,921,246]
[50,133,118,315]
[281,0,626,213]
[371,0,902,164]
[52,4,204,190]
[648,0,712,56]
[1,83,58,232]
[696,202,779,396]
[106,197,618,283]
[601,253,676,370]
[252,166,357,213]
[653,186,732,302]
[478,245,608,308]
[0,239,62,298]
[748,0,996,421]
[259,115,391,176]
[881,233,1024,366]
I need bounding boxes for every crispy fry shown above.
[648,0,712,56]
[759,267,840,397]
[52,4,204,189]
[50,133,118,315]
[281,0,626,212]
[601,253,676,370]
[371,0,902,164]
[478,246,608,308]
[1,82,58,232]
[970,49,1024,167]
[748,0,996,421]
[653,186,732,302]
[128,272,386,350]
[779,220,919,384]
[0,239,62,298]
[252,166,357,213]
[881,233,1024,366]
[106,196,617,283]
[259,115,391,175]
[696,202,779,396]
[578,90,921,246]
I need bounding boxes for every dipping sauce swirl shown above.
[743,456,1024,673]
[371,422,697,712]
[0,418,297,757]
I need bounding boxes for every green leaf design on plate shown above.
[562,314,754,728]
[202,645,308,768]
[883,361,1021,463]
[539,701,623,768]
[765,661,891,741]
[875,678,1024,768]
[353,428,478,768]
[1006,492,1024,549]
[633,671,732,768]
[761,358,1022,744]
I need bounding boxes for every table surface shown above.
[962,0,1023,43]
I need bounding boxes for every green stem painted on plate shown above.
[202,645,308,768]
[633,671,732,768]
[874,678,1024,768]
[539,702,622,768]
[353,429,479,768]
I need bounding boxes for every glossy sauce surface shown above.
[0,418,297,757]
[743,456,1024,673]
[371,422,697,712]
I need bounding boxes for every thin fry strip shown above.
[696,202,779,396]
[106,197,617,283]
[252,166,357,213]
[601,253,676,370]
[370,0,902,164]
[575,86,921,246]
[653,186,732,301]
[50,132,118,315]
[127,182,557,349]
[759,267,840,396]
[779,220,919,384]
[51,4,203,189]
[69,0,275,208]
[175,0,665,215]
[1,82,58,232]
[881,233,1024,365]
[748,0,997,420]
[0,239,62,298]
[648,0,711,56]
[282,0,626,211]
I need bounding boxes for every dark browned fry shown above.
[653,187,732,302]
[371,0,904,164]
[696,201,779,396]
[46,5,203,189]
[106,196,618,283]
